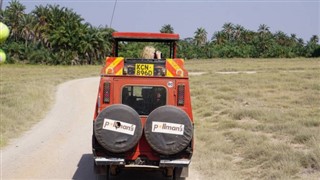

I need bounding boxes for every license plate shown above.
[135,64,154,76]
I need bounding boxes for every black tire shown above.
[94,104,143,153]
[144,105,193,155]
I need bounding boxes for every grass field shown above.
[185,58,320,179]
[0,65,100,147]
[1,58,320,179]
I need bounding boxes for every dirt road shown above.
[1,77,199,180]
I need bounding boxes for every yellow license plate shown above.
[135,64,154,76]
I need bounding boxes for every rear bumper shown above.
[159,159,190,167]
[94,157,125,166]
[94,157,190,167]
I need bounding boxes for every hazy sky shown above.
[3,0,320,42]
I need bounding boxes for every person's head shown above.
[141,46,156,59]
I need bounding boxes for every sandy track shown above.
[1,77,199,180]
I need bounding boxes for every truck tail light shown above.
[103,82,110,103]
[177,85,185,106]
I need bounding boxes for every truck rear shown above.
[92,32,194,180]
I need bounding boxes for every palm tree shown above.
[274,31,289,46]
[256,24,272,56]
[212,31,226,45]
[305,35,319,57]
[160,24,174,33]
[234,24,245,41]
[258,24,270,35]
[96,26,114,60]
[4,0,26,41]
[242,30,255,44]
[290,34,297,41]
[2,0,118,64]
[222,22,234,41]
[194,27,207,46]
[297,38,304,46]
[20,14,35,47]
[32,5,50,45]
[309,35,319,44]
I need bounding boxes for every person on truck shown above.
[141,46,162,59]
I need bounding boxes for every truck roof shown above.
[112,32,180,42]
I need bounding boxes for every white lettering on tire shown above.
[103,118,136,135]
[151,121,184,135]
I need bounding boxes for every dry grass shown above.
[186,58,320,179]
[1,58,320,179]
[0,64,100,147]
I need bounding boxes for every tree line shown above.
[1,0,114,65]
[0,0,319,65]
[178,24,320,59]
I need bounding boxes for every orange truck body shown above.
[92,32,194,179]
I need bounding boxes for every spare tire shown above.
[144,105,193,155]
[94,104,142,153]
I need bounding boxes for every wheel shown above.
[144,105,193,155]
[94,104,143,153]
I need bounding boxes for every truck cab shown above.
[92,32,194,180]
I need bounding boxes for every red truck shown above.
[92,32,194,180]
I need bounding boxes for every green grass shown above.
[0,64,100,147]
[1,58,320,179]
[186,58,320,179]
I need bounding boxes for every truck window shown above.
[122,86,166,115]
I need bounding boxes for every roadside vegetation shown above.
[0,65,100,147]
[1,59,319,179]
[186,58,320,179]
[1,0,320,65]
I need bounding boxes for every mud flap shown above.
[174,167,188,178]
[94,162,109,175]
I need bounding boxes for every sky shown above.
[2,0,320,42]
